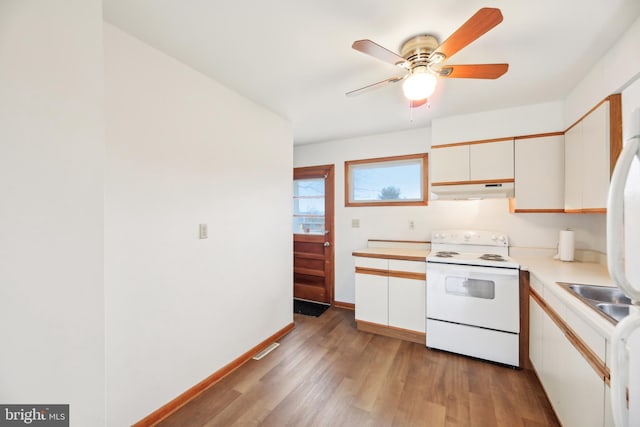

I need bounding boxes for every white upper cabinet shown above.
[581,102,610,209]
[470,140,514,181]
[513,134,565,212]
[564,96,621,213]
[430,144,469,183]
[431,140,514,184]
[564,124,583,211]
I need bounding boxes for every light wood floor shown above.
[158,308,559,427]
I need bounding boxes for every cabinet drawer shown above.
[354,256,388,270]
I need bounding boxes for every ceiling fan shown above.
[346,7,509,107]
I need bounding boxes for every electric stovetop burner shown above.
[435,251,460,258]
[479,253,506,261]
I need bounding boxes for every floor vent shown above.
[252,342,280,360]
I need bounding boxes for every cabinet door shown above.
[355,272,388,325]
[470,140,514,181]
[564,123,583,211]
[514,135,564,210]
[430,145,469,183]
[582,101,610,209]
[529,297,544,373]
[388,277,425,332]
[542,307,604,427]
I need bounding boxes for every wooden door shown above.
[293,164,334,304]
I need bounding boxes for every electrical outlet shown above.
[352,218,360,228]
[409,220,415,229]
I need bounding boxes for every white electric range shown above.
[426,230,521,367]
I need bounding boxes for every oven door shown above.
[426,262,519,333]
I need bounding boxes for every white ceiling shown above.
[104,1,640,145]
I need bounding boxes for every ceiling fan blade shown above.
[352,39,409,68]
[345,75,405,97]
[433,8,503,60]
[439,64,508,79]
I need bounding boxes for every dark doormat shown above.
[294,299,330,317]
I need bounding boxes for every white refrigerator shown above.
[608,105,640,427]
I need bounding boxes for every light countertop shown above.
[517,256,612,287]
[515,256,619,338]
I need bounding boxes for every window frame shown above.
[344,153,429,207]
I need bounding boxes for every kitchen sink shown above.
[559,283,633,324]
[596,303,632,323]
[567,284,632,305]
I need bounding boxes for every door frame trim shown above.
[293,164,335,304]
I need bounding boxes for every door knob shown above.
[323,242,330,247]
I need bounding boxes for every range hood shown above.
[431,182,514,200]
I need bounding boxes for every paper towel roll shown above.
[559,230,575,262]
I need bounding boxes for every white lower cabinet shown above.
[354,256,426,334]
[530,293,606,427]
[388,276,425,332]
[355,271,388,325]
[529,296,544,372]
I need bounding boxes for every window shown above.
[345,153,428,207]
[293,177,325,234]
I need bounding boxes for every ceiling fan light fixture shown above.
[402,71,437,101]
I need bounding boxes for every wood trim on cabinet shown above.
[388,270,426,281]
[609,93,623,176]
[529,288,610,385]
[513,131,565,140]
[354,266,388,277]
[431,136,514,148]
[132,322,295,427]
[352,251,428,262]
[510,197,565,213]
[432,178,515,187]
[433,132,565,149]
[520,270,531,370]
[565,97,611,133]
[564,208,607,214]
[368,239,430,244]
[333,301,355,311]
[356,320,426,344]
[355,267,426,280]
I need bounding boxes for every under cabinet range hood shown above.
[431,182,514,200]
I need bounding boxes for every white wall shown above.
[432,101,565,146]
[564,15,640,126]
[0,1,105,426]
[294,124,603,304]
[104,24,293,426]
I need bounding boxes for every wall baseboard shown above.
[133,322,295,426]
[333,300,355,310]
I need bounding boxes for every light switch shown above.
[352,218,360,228]
[199,224,208,239]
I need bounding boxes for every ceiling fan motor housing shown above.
[400,35,442,71]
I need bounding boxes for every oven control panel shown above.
[431,229,508,247]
